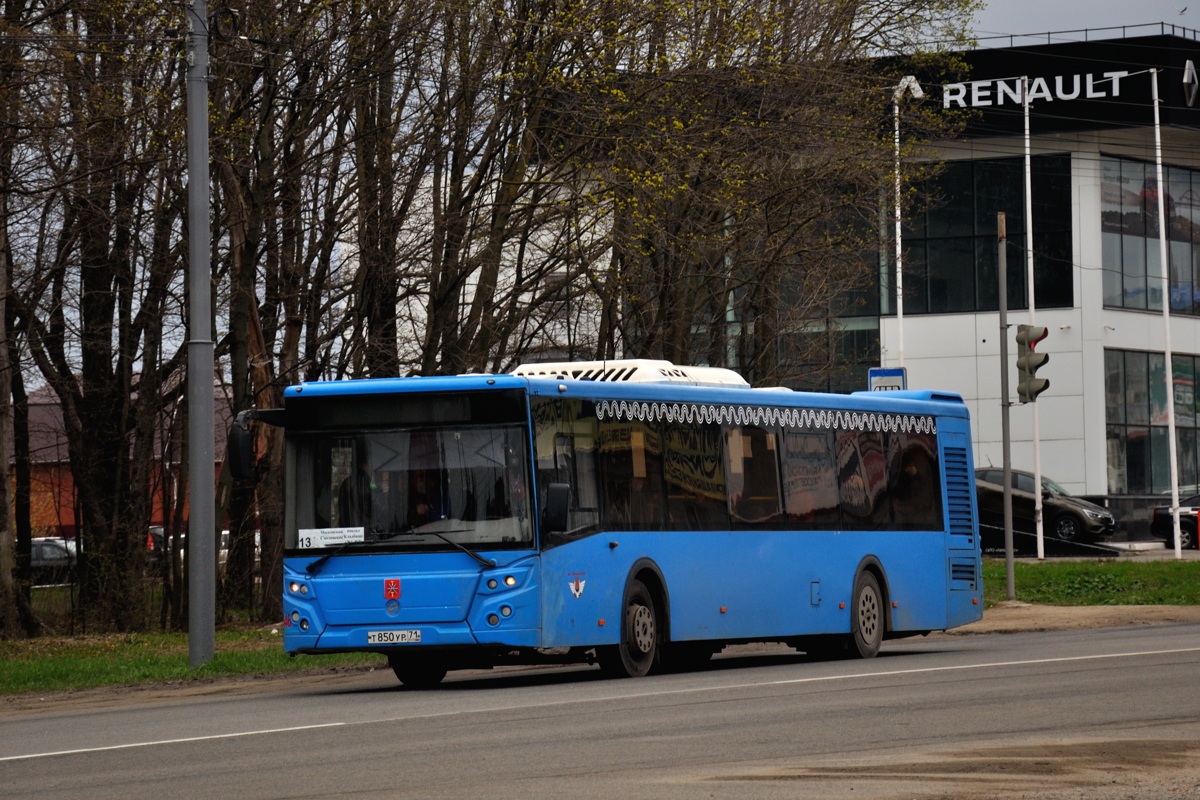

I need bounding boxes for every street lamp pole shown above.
[894,76,923,369]
[186,0,215,667]
[1152,68,1183,560]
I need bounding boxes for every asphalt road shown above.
[3,624,1199,799]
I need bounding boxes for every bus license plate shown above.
[367,630,421,644]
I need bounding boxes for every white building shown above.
[877,26,1200,529]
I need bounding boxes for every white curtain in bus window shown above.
[888,431,943,530]
[836,429,890,529]
[664,422,728,530]
[725,426,782,527]
[781,430,840,529]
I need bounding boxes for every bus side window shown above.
[598,418,664,531]
[532,398,602,538]
[837,429,890,530]
[890,432,942,530]
[664,421,728,531]
[781,430,840,529]
[725,426,783,527]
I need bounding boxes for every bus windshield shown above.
[286,423,533,552]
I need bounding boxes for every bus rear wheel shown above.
[599,579,658,678]
[850,571,884,659]
[388,655,448,689]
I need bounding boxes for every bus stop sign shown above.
[868,367,907,391]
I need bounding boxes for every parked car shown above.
[30,537,78,585]
[975,468,1117,550]
[1149,494,1200,549]
[146,527,258,568]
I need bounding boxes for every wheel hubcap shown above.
[858,589,879,643]
[630,604,655,654]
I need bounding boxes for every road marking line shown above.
[556,646,1200,705]
[775,646,1200,684]
[0,722,345,762]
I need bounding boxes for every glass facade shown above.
[1104,348,1200,495]
[896,155,1074,315]
[784,318,881,394]
[1101,156,1200,314]
[789,155,1073,395]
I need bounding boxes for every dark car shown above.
[975,468,1116,551]
[1149,495,1200,549]
[30,537,78,585]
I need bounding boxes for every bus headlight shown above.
[504,575,516,587]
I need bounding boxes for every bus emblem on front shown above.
[569,575,586,599]
[384,579,401,599]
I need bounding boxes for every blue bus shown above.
[246,360,982,687]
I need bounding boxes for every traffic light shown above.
[1015,324,1049,403]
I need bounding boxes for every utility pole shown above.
[998,213,1015,601]
[1020,76,1047,561]
[186,0,215,668]
[1152,68,1184,560]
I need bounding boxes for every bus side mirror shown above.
[543,482,570,533]
[227,422,256,481]
[227,409,284,481]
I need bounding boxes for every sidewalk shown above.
[990,537,1200,560]
[1103,540,1200,560]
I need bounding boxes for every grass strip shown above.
[982,557,1200,607]
[0,628,384,695]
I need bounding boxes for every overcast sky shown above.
[972,0,1196,40]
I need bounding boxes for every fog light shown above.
[500,605,512,617]
[487,578,498,590]
[299,619,309,631]
[504,575,516,587]
[487,614,500,625]
[291,610,300,622]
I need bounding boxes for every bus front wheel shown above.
[389,655,448,689]
[599,579,658,678]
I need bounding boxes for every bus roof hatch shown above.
[512,359,750,387]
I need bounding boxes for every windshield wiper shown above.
[304,526,495,575]
[424,529,496,569]
[305,528,419,576]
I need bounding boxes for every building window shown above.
[781,318,881,394]
[895,155,1073,315]
[1101,156,1200,315]
[1104,347,1200,494]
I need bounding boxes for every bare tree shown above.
[547,0,971,385]
[6,2,186,631]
